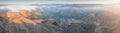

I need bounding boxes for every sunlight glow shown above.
[0,6,38,12]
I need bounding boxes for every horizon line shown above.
[0,1,120,4]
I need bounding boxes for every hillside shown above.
[0,4,120,33]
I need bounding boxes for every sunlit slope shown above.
[0,9,43,25]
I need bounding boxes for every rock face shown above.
[0,4,120,33]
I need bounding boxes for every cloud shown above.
[0,6,38,12]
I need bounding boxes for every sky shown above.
[0,0,120,4]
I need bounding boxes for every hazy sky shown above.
[0,0,120,4]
